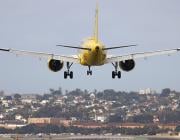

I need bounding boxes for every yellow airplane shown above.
[0,5,180,79]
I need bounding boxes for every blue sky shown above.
[0,0,180,94]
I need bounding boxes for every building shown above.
[94,115,107,122]
[0,124,26,129]
[28,118,71,126]
[72,121,105,128]
[118,123,145,129]
[139,88,156,95]
[15,114,23,120]
[158,123,177,131]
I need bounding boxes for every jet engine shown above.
[119,59,135,72]
[48,59,64,72]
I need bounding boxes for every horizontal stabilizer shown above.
[56,45,91,51]
[103,44,137,50]
[0,48,10,52]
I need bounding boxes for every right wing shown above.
[106,48,180,63]
[0,48,80,64]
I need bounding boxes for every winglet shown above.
[93,2,99,43]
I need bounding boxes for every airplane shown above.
[0,5,180,79]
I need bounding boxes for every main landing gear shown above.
[87,66,92,76]
[64,62,73,79]
[112,62,121,79]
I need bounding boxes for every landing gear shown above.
[87,66,92,76]
[64,62,73,79]
[112,62,121,79]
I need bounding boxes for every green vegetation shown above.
[0,124,170,135]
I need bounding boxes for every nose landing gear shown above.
[87,66,92,76]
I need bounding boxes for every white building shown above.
[139,88,156,95]
[40,100,49,105]
[94,115,106,122]
[0,114,4,119]
[15,114,23,120]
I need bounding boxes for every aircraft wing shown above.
[106,48,180,63]
[0,48,80,63]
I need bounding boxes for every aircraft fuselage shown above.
[79,38,107,66]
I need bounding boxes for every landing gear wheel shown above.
[90,71,92,75]
[64,71,73,79]
[87,71,92,75]
[70,71,73,79]
[64,71,68,79]
[112,71,116,79]
[118,71,121,79]
[112,71,121,79]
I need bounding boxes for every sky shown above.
[0,0,180,94]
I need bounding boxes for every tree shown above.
[132,114,153,123]
[161,88,171,97]
[175,125,180,132]
[43,94,52,100]
[4,96,12,100]
[0,127,12,134]
[14,93,21,101]
[32,105,63,118]
[15,124,40,134]
[42,124,60,134]
[143,125,159,135]
[49,87,62,96]
[36,95,43,101]
[68,88,84,96]
[158,111,180,123]
[14,104,32,119]
[108,113,123,123]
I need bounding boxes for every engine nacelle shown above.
[48,59,64,72]
[119,59,135,72]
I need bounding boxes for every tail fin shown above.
[93,4,99,42]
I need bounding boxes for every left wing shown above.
[106,48,180,63]
[0,48,80,63]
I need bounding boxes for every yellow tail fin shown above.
[93,4,99,42]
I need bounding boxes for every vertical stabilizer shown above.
[93,3,99,42]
